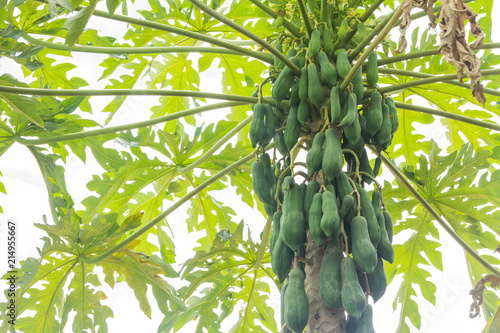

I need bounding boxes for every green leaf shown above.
[482,303,500,333]
[63,0,97,47]
[0,93,45,127]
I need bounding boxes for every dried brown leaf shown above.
[495,243,500,254]
[469,275,500,318]
[395,0,414,54]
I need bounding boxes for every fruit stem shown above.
[297,0,314,38]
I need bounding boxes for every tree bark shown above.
[304,236,346,332]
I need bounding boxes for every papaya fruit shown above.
[252,160,275,207]
[306,0,320,16]
[346,315,358,333]
[281,184,306,252]
[304,180,320,222]
[338,93,358,128]
[297,100,310,125]
[281,175,294,193]
[274,42,284,69]
[299,66,308,102]
[357,185,381,247]
[338,19,349,40]
[280,281,293,333]
[367,256,387,303]
[322,28,334,55]
[383,209,393,243]
[359,114,372,144]
[319,243,343,309]
[340,256,367,319]
[308,29,321,58]
[287,47,297,59]
[336,49,351,79]
[330,86,342,124]
[335,172,358,223]
[307,63,325,109]
[317,51,337,86]
[347,135,365,160]
[261,103,277,147]
[260,152,274,188]
[372,156,381,177]
[272,65,295,107]
[322,128,343,181]
[366,52,378,89]
[284,268,309,332]
[275,130,290,157]
[356,304,375,333]
[385,96,399,133]
[377,212,394,263]
[306,132,325,176]
[289,81,300,105]
[358,148,374,185]
[340,194,355,218]
[365,91,383,136]
[371,190,381,215]
[271,232,294,283]
[351,215,378,274]
[284,103,301,151]
[352,66,364,103]
[344,113,361,144]
[374,104,392,146]
[249,103,265,148]
[320,190,341,240]
[270,210,282,255]
[264,203,276,218]
[309,192,325,246]
[296,243,306,273]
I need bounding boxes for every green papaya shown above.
[322,28,334,55]
[284,268,309,332]
[340,194,355,218]
[270,210,282,255]
[374,104,391,145]
[306,132,325,176]
[365,91,383,136]
[280,281,293,333]
[309,193,325,246]
[287,47,297,59]
[347,134,365,160]
[320,190,340,240]
[299,66,308,102]
[330,86,342,124]
[281,184,306,252]
[367,256,387,303]
[371,190,381,215]
[322,128,343,181]
[385,96,399,133]
[306,0,320,15]
[336,49,351,79]
[357,185,381,247]
[304,180,320,222]
[307,63,325,109]
[359,114,372,144]
[289,81,300,105]
[346,315,358,333]
[262,103,277,147]
[357,21,367,41]
[338,93,358,128]
[335,172,358,223]
[372,156,381,177]
[274,42,284,69]
[308,29,321,58]
[358,148,374,185]
[297,100,310,125]
[296,243,306,273]
[338,19,348,40]
[356,304,375,333]
[366,52,378,89]
[383,209,393,243]
[275,130,290,157]
[351,215,378,274]
[352,66,364,104]
[272,65,295,107]
[282,175,294,193]
[319,243,343,309]
[271,230,294,283]
[344,113,361,144]
[252,160,275,207]
[377,212,394,263]
[317,51,337,86]
[249,103,265,148]
[260,152,274,187]
[340,256,367,319]
[284,104,301,151]
[264,203,276,218]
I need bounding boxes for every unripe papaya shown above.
[249,103,265,148]
[351,215,378,274]
[372,156,381,177]
[338,93,358,128]
[374,104,392,145]
[336,49,351,79]
[338,19,349,40]
[299,66,308,102]
[322,28,334,55]
[307,63,325,109]
[289,82,300,105]
[335,172,358,223]
[274,42,283,68]
[367,256,387,303]
[252,160,275,207]
[365,91,383,136]
[330,86,342,124]
[352,66,364,103]
[357,185,380,247]
[340,256,367,319]
[321,190,340,240]
[261,103,277,147]
[383,209,393,243]
[281,184,306,252]
[317,51,337,86]
[275,130,290,157]
[340,194,355,218]
[322,128,343,181]
[308,29,321,58]
[270,210,282,255]
[272,65,295,107]
[296,243,306,273]
[319,243,343,309]
[377,212,394,263]
[385,96,399,133]
[371,190,381,215]
[304,180,320,222]
[344,113,361,144]
[260,152,274,188]
[280,281,293,333]
[356,304,375,333]
[284,104,301,151]
[309,193,325,246]
[271,230,294,283]
[284,268,309,332]
[306,132,325,176]
[297,100,310,125]
[366,52,378,89]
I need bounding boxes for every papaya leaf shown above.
[63,0,97,47]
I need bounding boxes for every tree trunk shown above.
[304,236,346,332]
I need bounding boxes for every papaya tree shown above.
[0,0,499,332]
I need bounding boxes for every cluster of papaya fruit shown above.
[248,2,401,332]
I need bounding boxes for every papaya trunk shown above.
[304,235,346,332]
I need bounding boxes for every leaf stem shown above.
[177,115,254,174]
[372,149,500,278]
[80,142,275,264]
[297,0,314,38]
[248,0,303,38]
[15,101,247,145]
[377,68,500,95]
[379,68,500,97]
[255,217,273,270]
[360,0,386,22]
[340,4,404,93]
[393,102,500,132]
[188,0,300,74]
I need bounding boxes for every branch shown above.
[23,33,273,62]
[373,149,500,278]
[15,101,247,145]
[340,4,404,93]
[188,0,300,74]
[177,115,253,173]
[80,142,275,264]
[393,102,500,132]
[378,68,500,94]
[379,68,500,97]
[248,0,303,38]
[297,0,313,38]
